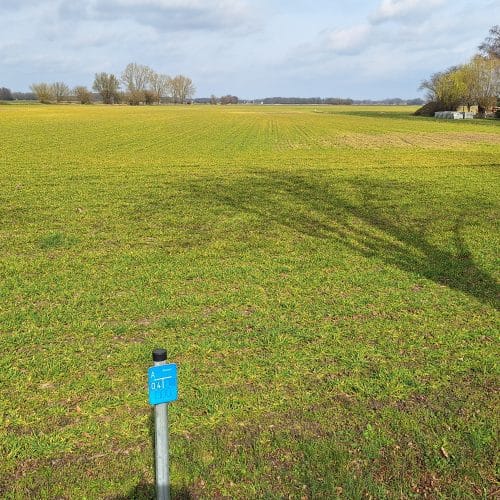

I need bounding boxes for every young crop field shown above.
[0,104,499,498]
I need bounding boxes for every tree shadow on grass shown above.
[185,170,498,309]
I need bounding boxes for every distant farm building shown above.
[434,111,474,119]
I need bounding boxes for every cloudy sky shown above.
[0,0,498,98]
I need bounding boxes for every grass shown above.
[0,104,498,498]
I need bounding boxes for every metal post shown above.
[153,349,169,500]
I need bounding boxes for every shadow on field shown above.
[186,171,498,309]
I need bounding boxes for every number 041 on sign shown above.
[148,363,178,405]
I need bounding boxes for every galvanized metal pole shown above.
[153,349,169,500]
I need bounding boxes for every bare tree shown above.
[170,75,195,103]
[122,63,154,105]
[74,86,92,104]
[93,73,120,104]
[148,69,171,104]
[51,82,70,103]
[121,63,151,92]
[210,94,218,105]
[479,25,500,59]
[30,83,54,103]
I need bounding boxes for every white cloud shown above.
[371,0,446,24]
[109,0,244,9]
[325,24,372,55]
[295,0,448,61]
[278,0,500,99]
[61,0,260,34]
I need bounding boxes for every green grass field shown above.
[0,104,499,498]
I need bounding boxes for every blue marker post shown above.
[149,349,178,500]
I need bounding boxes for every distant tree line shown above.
[238,97,422,105]
[1,87,38,101]
[1,91,37,100]
[251,97,355,105]
[416,26,500,117]
[195,97,423,105]
[1,59,429,107]
[25,63,195,105]
[351,98,424,105]
[1,89,425,106]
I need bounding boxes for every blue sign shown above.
[148,363,178,405]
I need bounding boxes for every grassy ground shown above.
[0,104,498,498]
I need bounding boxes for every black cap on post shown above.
[152,348,167,362]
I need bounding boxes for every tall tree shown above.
[170,75,195,103]
[51,82,70,103]
[470,56,500,115]
[148,70,171,104]
[121,63,150,91]
[92,73,120,104]
[30,83,54,103]
[419,66,463,109]
[453,63,479,111]
[121,63,152,105]
[479,25,500,59]
[458,56,499,111]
